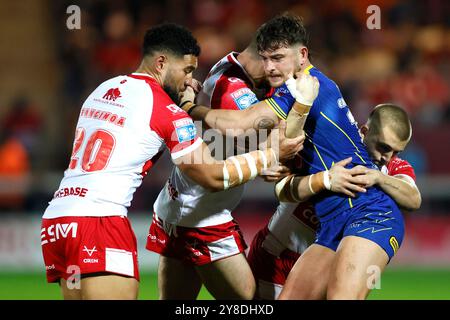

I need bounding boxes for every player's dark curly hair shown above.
[142,23,201,57]
[256,13,309,52]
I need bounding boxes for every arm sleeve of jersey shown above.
[264,83,296,120]
[389,158,417,184]
[211,77,258,110]
[150,105,202,160]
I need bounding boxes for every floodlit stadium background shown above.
[0,0,449,300]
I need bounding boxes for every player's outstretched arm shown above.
[179,75,318,137]
[354,167,422,211]
[181,98,281,135]
[175,122,304,192]
[275,157,368,202]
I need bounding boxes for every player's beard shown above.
[163,71,181,105]
[163,83,181,105]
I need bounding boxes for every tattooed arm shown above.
[186,101,279,136]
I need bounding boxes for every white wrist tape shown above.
[308,174,316,194]
[289,175,301,202]
[323,170,331,190]
[243,153,258,180]
[269,148,278,164]
[275,175,290,200]
[285,77,298,100]
[229,156,243,184]
[258,150,268,171]
[223,163,230,190]
[295,94,314,107]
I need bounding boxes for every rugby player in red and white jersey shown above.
[40,23,305,300]
[146,38,320,299]
[247,104,422,299]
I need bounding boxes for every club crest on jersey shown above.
[173,118,196,143]
[274,86,289,97]
[231,88,258,110]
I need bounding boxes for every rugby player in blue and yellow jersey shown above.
[256,13,406,299]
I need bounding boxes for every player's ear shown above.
[299,46,308,65]
[360,124,369,138]
[155,54,168,73]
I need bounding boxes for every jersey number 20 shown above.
[68,127,115,172]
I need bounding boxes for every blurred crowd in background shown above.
[0,0,449,215]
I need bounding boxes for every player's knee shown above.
[241,284,256,300]
[234,277,256,300]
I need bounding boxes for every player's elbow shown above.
[198,176,224,192]
[410,193,422,211]
[402,192,422,211]
[184,165,224,192]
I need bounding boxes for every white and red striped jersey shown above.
[268,156,417,253]
[153,52,258,227]
[43,73,201,219]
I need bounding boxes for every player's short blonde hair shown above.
[368,104,412,142]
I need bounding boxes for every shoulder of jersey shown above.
[127,74,179,110]
[389,156,409,167]
[310,67,341,94]
[386,156,416,180]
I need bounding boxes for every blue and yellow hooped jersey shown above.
[300,65,382,219]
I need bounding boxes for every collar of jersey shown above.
[130,72,155,79]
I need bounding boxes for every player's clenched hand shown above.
[285,73,320,106]
[179,85,196,110]
[352,167,381,188]
[260,164,291,183]
[270,120,305,162]
[185,78,203,94]
[328,157,369,197]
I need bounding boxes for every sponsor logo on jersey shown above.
[41,223,78,245]
[173,118,196,143]
[167,179,178,200]
[231,88,258,110]
[292,202,319,230]
[82,246,97,257]
[148,233,166,245]
[166,104,184,114]
[228,77,244,83]
[82,246,99,263]
[337,97,348,108]
[389,236,399,254]
[54,186,88,199]
[103,88,122,101]
[346,110,357,125]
